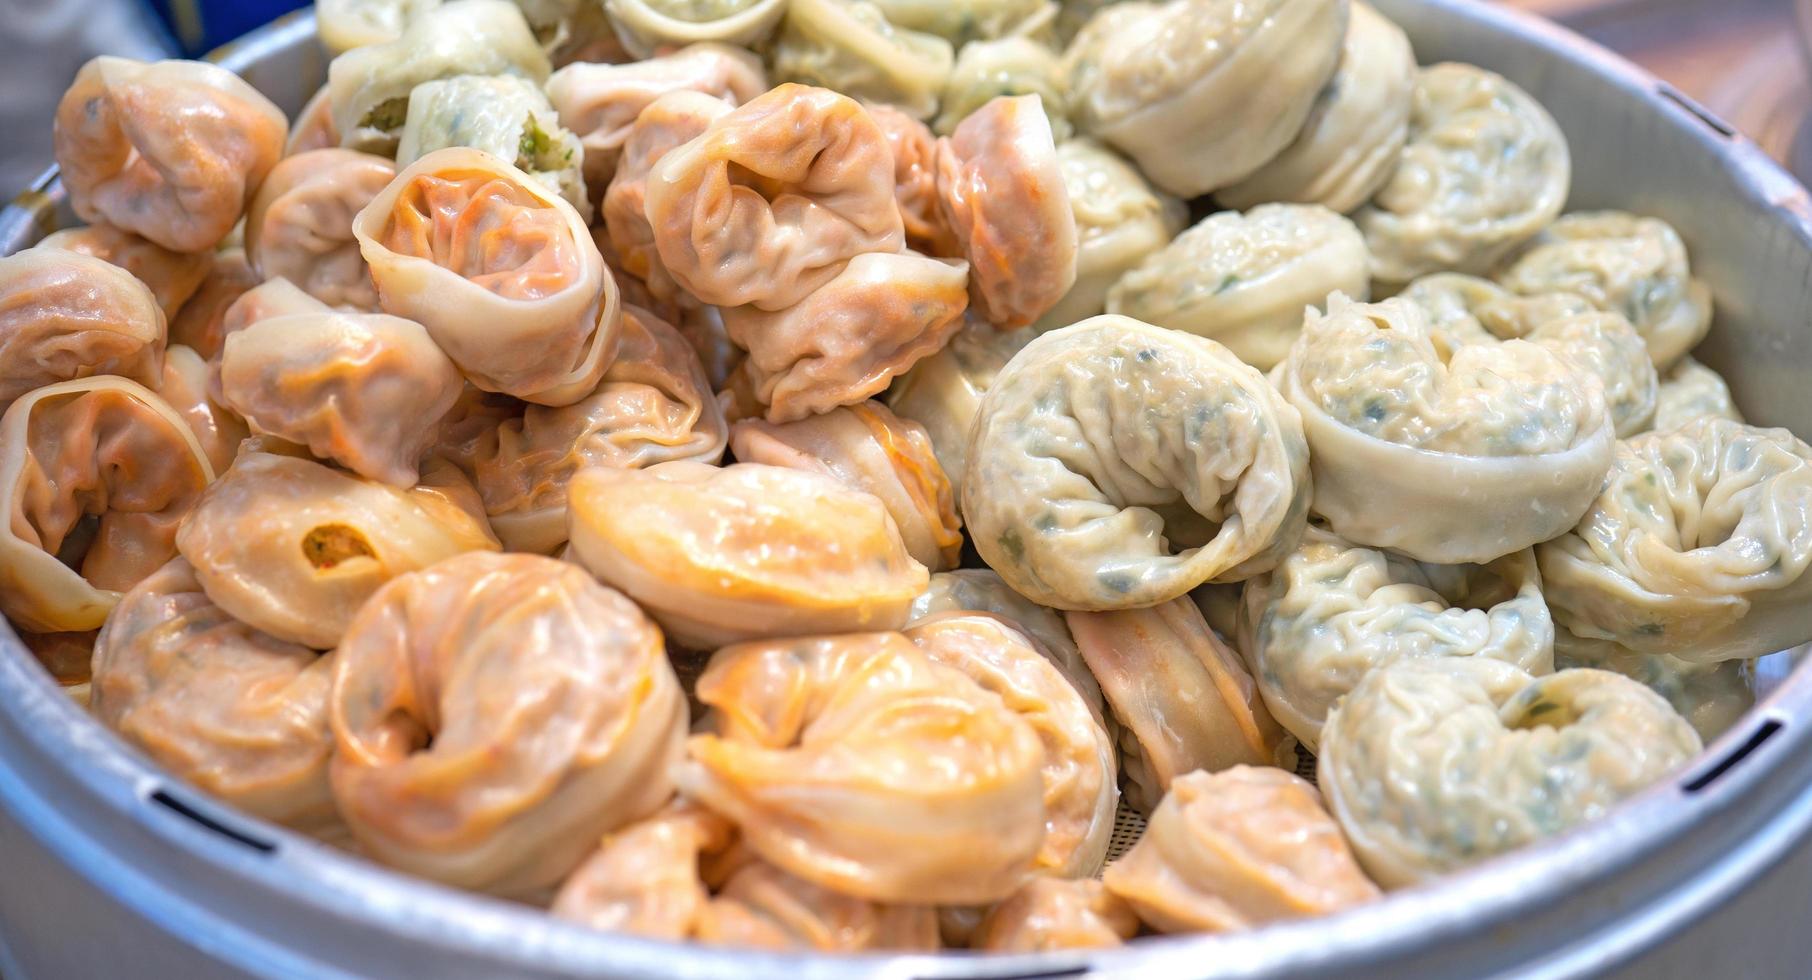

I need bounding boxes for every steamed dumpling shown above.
[770,0,954,121]
[396,74,589,217]
[1035,138,1185,332]
[0,247,166,412]
[245,148,396,310]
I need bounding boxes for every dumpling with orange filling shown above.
[245,148,396,310]
[0,247,166,412]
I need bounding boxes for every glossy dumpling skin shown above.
[866,104,960,258]
[677,631,1047,903]
[731,401,962,571]
[1494,211,1713,370]
[551,803,732,938]
[770,0,954,121]
[1238,526,1555,752]
[965,315,1310,610]
[1554,627,1754,744]
[726,250,969,423]
[1036,139,1184,333]
[287,85,343,156]
[934,38,1069,139]
[1105,767,1377,933]
[317,0,445,53]
[0,377,214,633]
[645,83,906,311]
[907,569,1103,713]
[1357,63,1570,283]
[327,0,551,153]
[1280,295,1614,564]
[567,461,928,647]
[53,57,286,253]
[1537,419,1812,664]
[92,558,338,834]
[0,247,166,412]
[935,96,1077,331]
[157,345,251,475]
[1319,658,1700,888]
[218,311,465,487]
[1067,597,1289,813]
[397,74,589,217]
[906,613,1117,877]
[39,226,211,323]
[698,859,940,951]
[604,90,736,310]
[1653,356,1743,433]
[175,451,500,650]
[1107,204,1369,371]
[217,277,333,348]
[353,147,620,407]
[330,551,685,897]
[1063,0,1347,197]
[470,305,728,554]
[972,878,1138,952]
[167,250,261,362]
[885,313,1037,492]
[604,0,788,59]
[546,43,766,190]
[20,629,98,704]
[245,149,397,311]
[1218,3,1415,213]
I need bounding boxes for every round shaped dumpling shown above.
[885,313,1037,492]
[1654,356,1743,433]
[603,0,788,59]
[1280,295,1614,564]
[39,225,211,323]
[1103,766,1378,932]
[1319,658,1700,888]
[1238,526,1555,752]
[1035,139,1185,333]
[1493,211,1712,370]
[965,315,1310,610]
[397,74,590,217]
[936,94,1076,329]
[697,858,942,951]
[866,104,960,258]
[1063,0,1347,197]
[722,250,970,422]
[1106,204,1369,371]
[0,377,214,634]
[1217,3,1415,213]
[546,43,766,190]
[604,90,737,308]
[53,57,287,253]
[567,461,928,648]
[645,83,905,312]
[731,401,961,571]
[286,85,342,156]
[316,0,445,53]
[1554,627,1755,744]
[905,613,1117,877]
[1067,597,1289,813]
[168,250,261,361]
[217,277,332,346]
[551,803,732,939]
[157,345,250,474]
[330,551,685,897]
[1357,63,1570,283]
[972,878,1138,952]
[0,247,165,412]
[326,0,551,153]
[1395,271,1593,348]
[175,451,500,650]
[934,38,1069,139]
[92,558,338,834]
[218,311,465,487]
[245,149,396,311]
[907,568,1102,712]
[353,146,620,406]
[677,631,1047,904]
[470,305,728,554]
[1537,419,1812,664]
[770,0,954,121]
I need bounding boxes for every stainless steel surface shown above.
[5,4,1812,978]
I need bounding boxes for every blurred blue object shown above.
[143,0,311,56]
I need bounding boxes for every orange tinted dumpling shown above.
[167,250,261,361]
[0,247,166,411]
[1103,766,1379,933]
[604,90,735,306]
[730,400,962,570]
[246,149,397,310]
[157,345,249,474]
[92,558,339,835]
[53,57,286,253]
[552,804,733,939]
[353,147,618,406]
[645,83,905,311]
[677,631,1047,904]
[330,552,686,897]
[567,461,928,648]
[867,104,959,257]
[697,860,941,951]
[0,377,214,633]
[39,225,211,322]
[217,277,331,345]
[973,878,1138,952]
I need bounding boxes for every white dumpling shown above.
[317,0,446,53]
[603,0,788,59]
[770,0,954,121]
[1107,204,1369,371]
[1652,356,1743,433]
[869,0,1053,44]
[933,38,1069,138]
[1034,139,1184,332]
[396,74,589,217]
[1554,627,1754,744]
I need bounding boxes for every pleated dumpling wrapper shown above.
[0,247,166,413]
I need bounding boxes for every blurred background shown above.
[0,0,1806,196]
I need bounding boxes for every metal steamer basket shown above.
[5,4,1812,978]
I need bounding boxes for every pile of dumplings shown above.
[5,0,1810,956]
